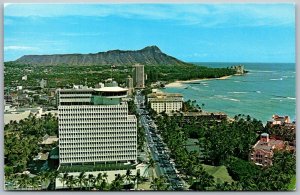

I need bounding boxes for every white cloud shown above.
[4,3,295,27]
[4,46,39,51]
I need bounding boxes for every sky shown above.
[4,3,295,63]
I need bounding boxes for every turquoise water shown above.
[162,63,296,123]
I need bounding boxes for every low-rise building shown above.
[147,92,183,114]
[267,114,291,126]
[17,86,23,91]
[266,114,296,143]
[22,75,28,81]
[250,133,285,166]
[40,135,59,145]
[40,79,47,88]
[4,107,43,125]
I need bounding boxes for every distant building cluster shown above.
[230,65,245,74]
[267,115,296,130]
[250,114,296,167]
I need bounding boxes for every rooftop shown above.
[94,86,128,92]
[253,138,284,152]
[40,135,59,145]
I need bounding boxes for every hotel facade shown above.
[147,92,183,114]
[57,82,137,166]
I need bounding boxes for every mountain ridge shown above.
[15,46,190,66]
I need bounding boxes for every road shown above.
[135,91,185,190]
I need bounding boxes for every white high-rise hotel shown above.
[57,82,137,166]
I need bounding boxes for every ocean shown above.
[162,62,296,123]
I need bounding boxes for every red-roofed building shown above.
[250,133,285,166]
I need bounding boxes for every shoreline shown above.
[165,75,232,88]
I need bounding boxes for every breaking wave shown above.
[270,78,283,81]
[287,97,296,100]
[228,91,248,94]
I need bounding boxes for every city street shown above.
[135,91,185,190]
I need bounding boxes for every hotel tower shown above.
[57,81,137,166]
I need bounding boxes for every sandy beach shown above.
[165,75,232,88]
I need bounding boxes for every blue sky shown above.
[4,3,295,63]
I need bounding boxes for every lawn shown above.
[287,175,296,190]
[202,164,234,184]
[138,181,151,190]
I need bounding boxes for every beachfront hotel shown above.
[132,64,145,89]
[249,133,292,166]
[147,92,183,114]
[57,81,137,166]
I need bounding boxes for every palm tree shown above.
[150,177,159,190]
[39,171,51,188]
[77,172,86,190]
[94,173,103,189]
[17,175,27,190]
[19,174,30,190]
[150,176,169,191]
[148,158,156,181]
[97,172,108,190]
[50,170,60,188]
[134,169,141,190]
[110,174,125,191]
[87,174,95,190]
[125,169,132,184]
[29,176,39,190]
[202,103,205,110]
[189,166,215,191]
[65,175,72,189]
[59,172,69,189]
[102,172,108,183]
